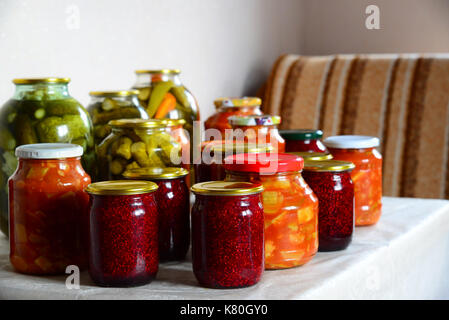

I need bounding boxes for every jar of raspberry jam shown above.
[123,167,190,262]
[224,153,319,269]
[302,160,355,251]
[191,181,264,288]
[86,180,159,287]
[324,135,382,226]
[280,129,327,153]
[9,143,91,275]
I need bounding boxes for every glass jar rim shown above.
[191,181,263,196]
[13,78,70,85]
[214,97,262,108]
[229,115,281,127]
[288,152,332,161]
[303,160,355,172]
[135,69,181,75]
[123,167,189,180]
[109,118,166,129]
[86,180,158,196]
[15,143,83,159]
[279,129,323,140]
[89,90,139,97]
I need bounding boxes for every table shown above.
[1,197,449,300]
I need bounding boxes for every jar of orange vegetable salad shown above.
[9,143,91,274]
[324,135,382,226]
[224,153,318,269]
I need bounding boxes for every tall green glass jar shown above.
[0,78,94,236]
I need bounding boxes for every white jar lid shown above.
[323,135,380,149]
[15,143,83,159]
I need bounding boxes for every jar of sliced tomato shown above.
[324,135,382,226]
[224,153,318,269]
[280,129,327,153]
[228,115,285,152]
[86,180,159,287]
[204,97,263,136]
[302,160,355,251]
[9,143,91,275]
[123,167,190,262]
[191,181,264,288]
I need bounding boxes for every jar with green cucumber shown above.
[0,78,94,236]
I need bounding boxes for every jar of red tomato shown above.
[280,129,327,153]
[302,160,355,251]
[9,143,91,275]
[86,180,159,287]
[204,97,263,136]
[324,135,382,226]
[224,153,318,269]
[228,115,285,152]
[191,181,264,288]
[123,167,190,262]
[194,140,273,183]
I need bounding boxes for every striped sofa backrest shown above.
[263,54,449,199]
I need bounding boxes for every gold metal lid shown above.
[109,118,166,128]
[123,167,189,180]
[213,97,262,108]
[89,90,139,97]
[303,160,355,172]
[289,152,333,161]
[13,78,71,85]
[162,119,186,127]
[135,69,181,75]
[86,180,158,196]
[209,142,273,154]
[191,181,263,196]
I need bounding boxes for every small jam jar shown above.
[191,181,264,288]
[288,151,333,162]
[9,143,91,275]
[224,153,318,269]
[302,160,355,251]
[204,97,263,135]
[228,115,286,152]
[86,180,159,287]
[123,167,190,261]
[324,135,382,226]
[280,129,327,153]
[194,140,273,183]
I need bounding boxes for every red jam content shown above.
[191,181,264,288]
[123,167,190,261]
[280,129,327,153]
[86,180,159,287]
[9,144,90,275]
[324,135,382,226]
[224,153,318,269]
[302,160,355,251]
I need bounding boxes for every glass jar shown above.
[86,180,159,287]
[87,90,149,146]
[194,140,273,183]
[302,160,355,251]
[224,153,318,269]
[9,144,91,274]
[288,151,333,162]
[228,115,285,152]
[123,167,190,261]
[163,119,191,185]
[204,97,263,135]
[96,119,182,181]
[0,78,94,236]
[191,181,264,288]
[324,135,382,226]
[280,129,327,153]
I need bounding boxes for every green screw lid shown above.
[279,129,323,141]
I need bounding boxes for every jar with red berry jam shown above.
[302,160,355,251]
[191,181,264,288]
[86,180,159,287]
[123,167,190,261]
[279,129,328,153]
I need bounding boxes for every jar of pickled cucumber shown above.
[0,78,94,236]
[87,90,149,146]
[96,119,182,181]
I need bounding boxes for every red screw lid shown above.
[224,153,304,174]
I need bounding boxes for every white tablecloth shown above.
[0,197,448,300]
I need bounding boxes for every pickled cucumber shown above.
[0,128,16,150]
[36,115,88,142]
[14,114,38,145]
[147,80,174,117]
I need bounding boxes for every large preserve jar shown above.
[9,143,91,274]
[324,135,382,226]
[228,115,285,152]
[86,180,159,287]
[302,160,355,251]
[191,181,264,288]
[96,119,182,181]
[224,153,318,269]
[87,90,149,146]
[0,78,94,236]
[123,167,190,261]
[280,129,328,153]
[204,97,263,136]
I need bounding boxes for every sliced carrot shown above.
[154,93,177,119]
